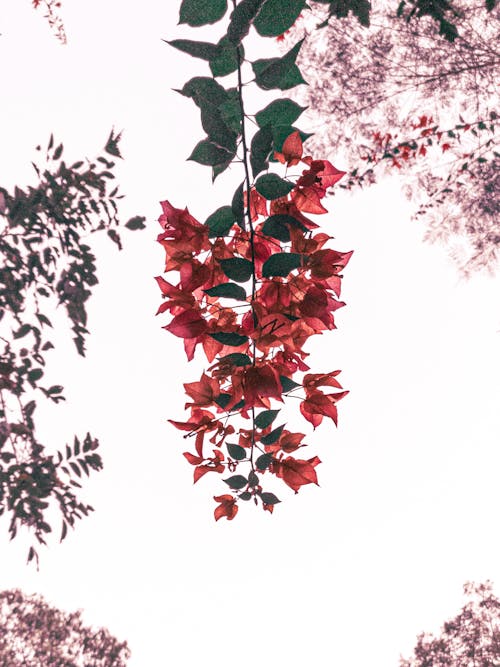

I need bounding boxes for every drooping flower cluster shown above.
[157,131,352,519]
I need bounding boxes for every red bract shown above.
[214,495,238,521]
[274,456,321,493]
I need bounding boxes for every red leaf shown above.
[213,494,238,521]
[184,373,220,408]
[274,130,303,166]
[275,456,320,493]
[165,309,207,339]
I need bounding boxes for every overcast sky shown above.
[1,2,499,665]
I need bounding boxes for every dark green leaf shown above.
[231,181,245,228]
[179,0,228,26]
[227,0,266,45]
[28,368,43,383]
[125,216,146,230]
[167,38,218,61]
[260,424,285,445]
[200,107,237,151]
[219,353,252,366]
[248,471,260,487]
[262,252,305,277]
[53,144,63,160]
[212,157,234,181]
[261,491,280,505]
[255,409,280,429]
[13,324,31,339]
[210,332,248,346]
[254,0,306,36]
[204,282,247,301]
[256,98,307,129]
[188,139,233,166]
[215,393,232,408]
[262,215,290,242]
[25,400,36,417]
[220,257,253,282]
[219,89,242,134]
[262,214,307,241]
[255,453,273,470]
[210,37,243,77]
[205,206,235,237]
[224,474,248,489]
[280,375,301,392]
[227,442,247,460]
[239,491,252,500]
[255,173,294,200]
[250,126,273,178]
[252,39,306,90]
[47,385,64,395]
[179,77,228,109]
[35,313,52,327]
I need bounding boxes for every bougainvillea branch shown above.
[157,0,352,520]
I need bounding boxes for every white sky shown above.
[1,1,499,665]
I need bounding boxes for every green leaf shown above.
[262,214,307,242]
[262,215,290,242]
[179,0,228,26]
[227,443,247,461]
[209,332,248,346]
[224,474,248,489]
[219,89,243,134]
[28,368,43,383]
[212,158,234,181]
[255,173,294,200]
[256,98,307,129]
[220,257,253,282]
[260,424,285,445]
[252,39,306,90]
[250,126,273,178]
[261,491,280,505]
[188,139,233,166]
[262,252,305,277]
[231,181,245,228]
[255,409,280,429]
[219,353,252,366]
[248,471,259,487]
[280,375,301,392]
[204,282,247,301]
[253,0,306,36]
[205,206,235,237]
[125,216,146,230]
[210,37,243,77]
[227,0,266,45]
[201,107,237,151]
[255,453,273,471]
[239,491,252,500]
[167,39,218,61]
[13,324,31,339]
[179,77,228,110]
[215,393,232,408]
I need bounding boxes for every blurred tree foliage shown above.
[0,588,130,666]
[0,133,144,563]
[291,0,499,274]
[400,581,500,666]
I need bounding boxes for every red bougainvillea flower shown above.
[274,130,303,166]
[273,456,321,493]
[300,390,348,428]
[157,200,209,254]
[214,494,238,521]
